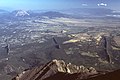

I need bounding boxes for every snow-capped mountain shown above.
[12,10,30,17]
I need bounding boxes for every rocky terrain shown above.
[12,60,120,80]
[0,8,120,80]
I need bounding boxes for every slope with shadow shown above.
[12,59,112,80]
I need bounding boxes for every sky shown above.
[0,0,119,10]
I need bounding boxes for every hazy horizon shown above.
[0,0,120,11]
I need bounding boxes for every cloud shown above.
[97,3,107,7]
[82,4,88,6]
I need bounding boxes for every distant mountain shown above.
[10,10,70,18]
[106,10,120,18]
[60,8,114,17]
[0,9,11,19]
[0,8,120,19]
[0,9,9,14]
[11,10,30,17]
[40,11,70,18]
[27,10,50,13]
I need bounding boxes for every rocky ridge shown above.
[12,59,104,80]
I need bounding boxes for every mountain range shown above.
[0,8,120,18]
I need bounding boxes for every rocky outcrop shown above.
[12,59,100,80]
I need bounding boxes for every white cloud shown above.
[82,4,88,6]
[97,3,107,7]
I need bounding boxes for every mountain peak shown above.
[12,59,99,80]
[12,10,30,17]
